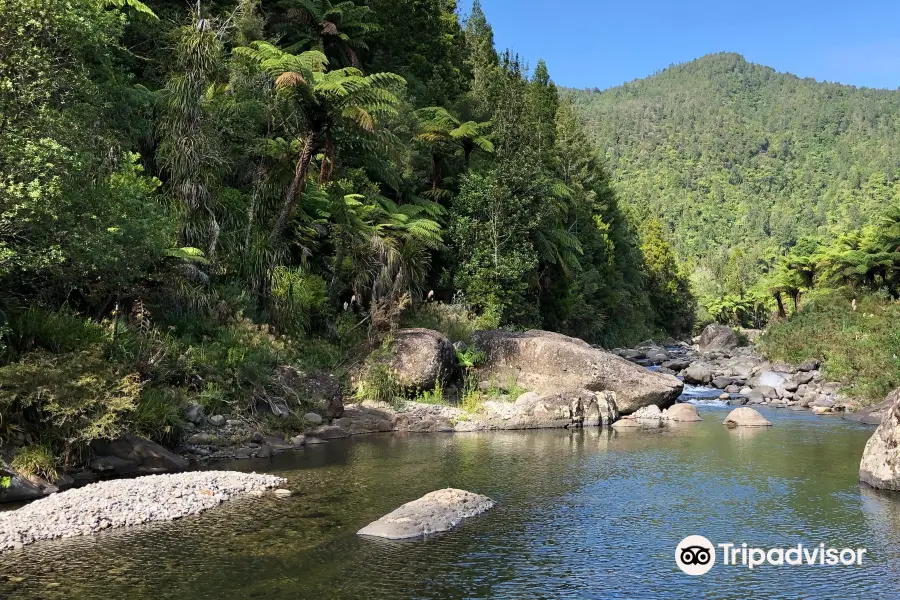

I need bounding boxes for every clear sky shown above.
[473,0,900,90]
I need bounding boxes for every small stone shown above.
[208,415,226,427]
[273,489,292,497]
[186,433,213,445]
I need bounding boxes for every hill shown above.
[567,52,900,296]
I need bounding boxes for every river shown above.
[1,403,898,599]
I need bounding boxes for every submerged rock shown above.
[723,407,772,428]
[859,389,900,490]
[472,329,682,414]
[357,488,495,539]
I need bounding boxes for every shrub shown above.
[270,267,328,336]
[5,308,106,358]
[403,302,499,344]
[11,445,58,482]
[132,387,185,444]
[354,339,400,405]
[0,349,141,460]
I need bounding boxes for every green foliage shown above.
[0,349,142,458]
[403,302,498,344]
[759,290,900,403]
[354,338,400,405]
[413,380,446,405]
[5,308,106,357]
[569,52,900,322]
[10,445,58,483]
[270,268,328,335]
[456,347,485,369]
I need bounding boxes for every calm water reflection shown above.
[2,406,899,599]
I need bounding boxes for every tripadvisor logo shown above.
[675,536,868,575]
[676,535,716,575]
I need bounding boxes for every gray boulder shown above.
[472,330,682,414]
[663,403,702,422]
[699,324,740,352]
[798,359,821,372]
[662,358,692,371]
[712,376,734,389]
[812,396,835,409]
[846,390,899,425]
[184,404,205,425]
[723,407,772,428]
[750,371,788,389]
[392,328,456,392]
[756,385,779,399]
[0,457,61,503]
[357,488,495,539]
[90,435,188,476]
[683,364,713,385]
[859,389,900,490]
[795,371,815,385]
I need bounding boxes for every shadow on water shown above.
[1,408,897,599]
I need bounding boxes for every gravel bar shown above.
[0,471,285,552]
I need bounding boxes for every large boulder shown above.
[357,488,495,539]
[859,389,900,490]
[472,330,683,414]
[750,370,788,389]
[273,365,344,420]
[699,324,740,352]
[683,364,713,385]
[723,407,772,428]
[391,328,456,392]
[90,435,188,476]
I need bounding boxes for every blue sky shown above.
[473,0,900,90]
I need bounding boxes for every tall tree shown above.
[235,42,405,247]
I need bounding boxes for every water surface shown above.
[2,406,898,599]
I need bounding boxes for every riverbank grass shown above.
[759,290,900,404]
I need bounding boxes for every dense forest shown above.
[0,0,696,466]
[569,53,900,326]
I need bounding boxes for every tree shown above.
[235,41,405,247]
[157,11,226,257]
[414,106,493,195]
[271,0,378,68]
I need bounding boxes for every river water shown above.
[2,404,899,599]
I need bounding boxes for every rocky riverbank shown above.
[611,324,853,416]
[0,471,285,552]
[0,324,862,509]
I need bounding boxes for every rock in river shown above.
[699,324,740,352]
[723,407,772,428]
[859,389,900,490]
[472,329,683,414]
[357,488,495,539]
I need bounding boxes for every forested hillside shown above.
[569,53,900,323]
[0,0,696,469]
